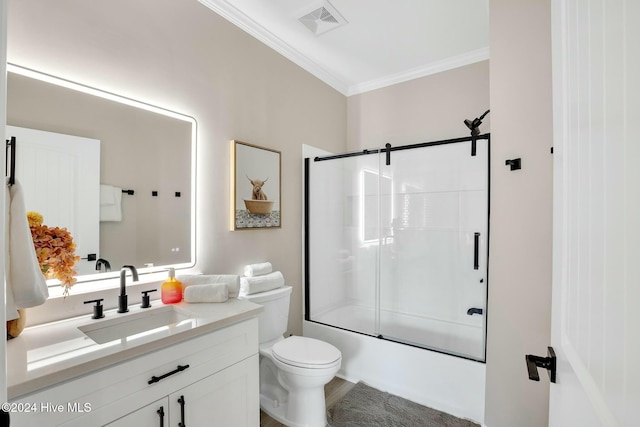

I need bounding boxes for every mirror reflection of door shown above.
[7,125,100,276]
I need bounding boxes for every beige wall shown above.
[485,0,553,426]
[347,61,490,150]
[7,0,347,336]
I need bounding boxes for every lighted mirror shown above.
[5,64,196,284]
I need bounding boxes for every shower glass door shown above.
[376,140,488,360]
[306,136,489,361]
[307,153,380,337]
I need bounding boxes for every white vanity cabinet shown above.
[10,317,259,427]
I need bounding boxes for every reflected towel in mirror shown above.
[99,184,122,222]
[5,179,49,321]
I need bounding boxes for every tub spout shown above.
[467,307,483,316]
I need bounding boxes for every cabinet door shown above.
[104,397,168,427]
[169,354,259,427]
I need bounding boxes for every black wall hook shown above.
[505,158,522,171]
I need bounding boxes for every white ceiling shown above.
[198,0,490,96]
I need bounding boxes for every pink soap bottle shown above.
[161,268,183,304]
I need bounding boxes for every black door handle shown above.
[526,346,556,383]
[148,364,190,384]
[157,406,164,427]
[178,395,186,427]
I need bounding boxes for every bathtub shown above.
[311,303,485,361]
[303,305,486,424]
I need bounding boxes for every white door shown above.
[6,126,100,275]
[549,0,639,425]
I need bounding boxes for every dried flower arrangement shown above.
[27,211,80,296]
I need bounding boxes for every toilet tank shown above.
[239,286,292,344]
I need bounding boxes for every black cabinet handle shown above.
[156,406,164,427]
[178,395,186,427]
[148,364,190,385]
[473,232,480,270]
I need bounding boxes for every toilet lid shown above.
[272,336,341,369]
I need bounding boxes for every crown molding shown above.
[198,0,350,95]
[199,0,488,98]
[347,47,490,96]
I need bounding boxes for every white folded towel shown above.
[100,184,122,222]
[184,283,228,303]
[177,274,240,299]
[5,180,49,320]
[240,271,285,295]
[243,262,273,277]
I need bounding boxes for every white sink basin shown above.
[78,305,193,344]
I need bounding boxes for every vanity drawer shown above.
[10,317,258,426]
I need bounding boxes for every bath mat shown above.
[328,382,479,427]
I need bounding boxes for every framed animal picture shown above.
[231,140,281,230]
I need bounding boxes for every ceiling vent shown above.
[298,1,347,36]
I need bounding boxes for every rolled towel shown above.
[240,271,285,295]
[184,283,228,303]
[177,274,240,298]
[243,262,273,277]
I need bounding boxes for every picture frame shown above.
[231,140,281,230]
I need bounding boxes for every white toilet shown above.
[239,285,341,427]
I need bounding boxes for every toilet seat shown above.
[272,336,341,369]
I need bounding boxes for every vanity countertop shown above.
[6,299,262,399]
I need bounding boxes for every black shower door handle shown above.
[473,232,480,270]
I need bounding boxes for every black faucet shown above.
[95,258,111,272]
[118,265,139,313]
[467,307,484,316]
